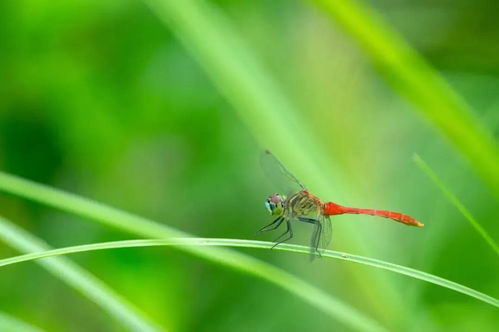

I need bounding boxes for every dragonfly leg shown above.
[257,216,284,233]
[271,219,293,249]
[298,217,322,258]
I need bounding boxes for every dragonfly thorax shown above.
[264,193,286,216]
[286,190,322,218]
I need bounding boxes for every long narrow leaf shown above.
[0,238,497,308]
[0,173,384,332]
[141,0,409,324]
[413,154,499,256]
[0,216,162,332]
[313,0,499,197]
[142,0,339,194]
[0,311,44,332]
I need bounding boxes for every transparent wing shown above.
[260,150,305,196]
[320,216,332,250]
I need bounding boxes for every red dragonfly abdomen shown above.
[323,202,423,227]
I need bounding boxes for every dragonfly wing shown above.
[320,216,332,250]
[260,150,304,196]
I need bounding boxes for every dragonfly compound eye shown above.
[264,198,276,214]
[270,193,283,203]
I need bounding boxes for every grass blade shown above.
[0,216,163,332]
[313,0,499,197]
[0,312,44,332]
[413,154,499,256]
[142,0,334,190]
[141,0,410,324]
[0,173,385,332]
[0,238,497,308]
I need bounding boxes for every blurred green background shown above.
[0,0,498,331]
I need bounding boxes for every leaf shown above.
[0,238,497,308]
[0,216,162,332]
[0,174,384,332]
[313,0,499,197]
[414,154,499,256]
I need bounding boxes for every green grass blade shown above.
[413,154,499,256]
[0,238,497,308]
[0,216,163,332]
[142,0,334,189]
[0,312,44,332]
[0,173,385,332]
[141,0,409,324]
[313,0,499,197]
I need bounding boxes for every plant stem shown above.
[414,154,499,256]
[0,237,497,308]
[0,174,385,332]
[313,0,499,198]
[0,216,163,332]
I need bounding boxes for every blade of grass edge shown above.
[313,0,499,198]
[0,311,44,332]
[413,154,499,256]
[0,177,385,332]
[0,238,496,308]
[0,217,163,332]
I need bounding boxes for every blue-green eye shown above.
[264,199,276,214]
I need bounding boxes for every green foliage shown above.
[0,173,385,332]
[0,238,497,308]
[141,0,415,325]
[0,312,43,332]
[414,154,499,256]
[0,0,498,331]
[0,216,162,332]
[314,0,499,197]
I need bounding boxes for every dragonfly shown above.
[258,150,423,258]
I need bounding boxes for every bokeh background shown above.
[0,0,498,331]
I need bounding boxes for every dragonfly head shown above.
[264,193,286,216]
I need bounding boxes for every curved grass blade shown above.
[0,173,385,332]
[0,217,163,332]
[0,238,497,308]
[0,311,44,332]
[414,154,499,256]
[141,0,410,324]
[313,0,499,197]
